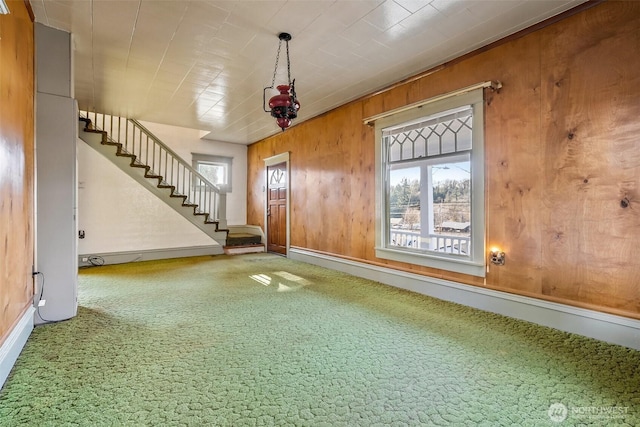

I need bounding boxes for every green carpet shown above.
[1,254,639,426]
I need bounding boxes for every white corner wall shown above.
[77,122,247,256]
[35,24,78,324]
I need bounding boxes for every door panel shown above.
[267,162,287,255]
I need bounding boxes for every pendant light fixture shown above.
[263,32,300,131]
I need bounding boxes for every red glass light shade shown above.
[263,32,300,131]
[276,117,291,130]
[268,84,300,131]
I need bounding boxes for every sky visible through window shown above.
[390,162,470,186]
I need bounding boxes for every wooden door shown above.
[267,162,287,255]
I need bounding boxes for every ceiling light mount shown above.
[263,32,300,131]
[278,32,292,42]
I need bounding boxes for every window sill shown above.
[375,246,486,277]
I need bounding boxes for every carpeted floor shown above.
[1,253,639,426]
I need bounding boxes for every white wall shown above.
[77,122,247,255]
[138,121,248,226]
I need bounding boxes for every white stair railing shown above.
[80,111,227,228]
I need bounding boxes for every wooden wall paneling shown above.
[347,108,376,260]
[361,95,384,126]
[335,102,367,259]
[247,1,640,318]
[295,125,314,249]
[540,2,640,312]
[481,36,545,294]
[289,128,305,248]
[292,121,321,250]
[246,143,265,228]
[324,106,354,256]
[298,113,349,254]
[0,0,35,343]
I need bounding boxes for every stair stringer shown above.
[78,119,228,246]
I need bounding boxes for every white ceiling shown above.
[30,0,585,145]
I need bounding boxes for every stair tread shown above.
[228,233,261,238]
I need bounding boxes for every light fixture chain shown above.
[285,40,292,85]
[270,38,283,88]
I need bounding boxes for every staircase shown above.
[78,112,231,246]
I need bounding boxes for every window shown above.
[192,153,232,192]
[374,89,485,277]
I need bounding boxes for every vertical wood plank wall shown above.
[248,2,640,319]
[0,1,35,344]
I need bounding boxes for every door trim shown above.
[264,152,290,256]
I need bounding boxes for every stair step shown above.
[226,233,262,246]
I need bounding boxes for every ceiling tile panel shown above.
[31,0,587,143]
[393,0,432,14]
[30,1,48,24]
[214,22,255,48]
[466,0,521,21]
[183,71,220,87]
[326,0,385,27]
[239,34,279,66]
[317,33,359,60]
[296,12,347,47]
[265,0,331,36]
[182,1,229,30]
[138,0,189,21]
[92,0,139,43]
[363,0,413,31]
[502,0,584,30]
[167,25,219,53]
[157,60,194,77]
[50,0,83,8]
[397,3,442,32]
[226,1,285,28]
[341,18,384,46]
[38,1,73,29]
[430,0,469,17]
[438,9,481,39]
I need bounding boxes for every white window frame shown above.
[374,88,486,277]
[192,153,232,192]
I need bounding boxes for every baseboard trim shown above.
[0,306,35,390]
[223,245,265,255]
[289,248,640,350]
[79,245,223,267]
